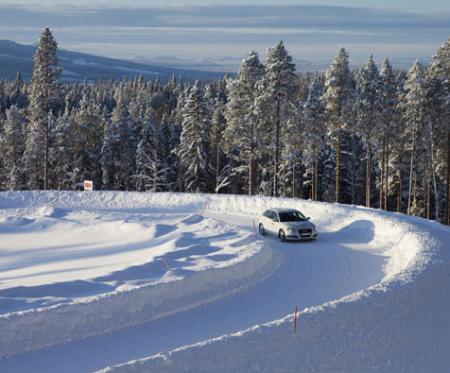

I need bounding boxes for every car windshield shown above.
[278,211,307,222]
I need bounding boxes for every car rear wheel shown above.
[279,229,286,242]
[259,224,266,236]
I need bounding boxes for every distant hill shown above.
[0,40,230,82]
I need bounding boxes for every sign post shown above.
[83,180,94,191]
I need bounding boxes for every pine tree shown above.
[211,102,230,192]
[224,51,264,195]
[10,72,28,108]
[378,58,398,210]
[101,108,121,190]
[23,28,61,190]
[302,75,325,200]
[403,62,429,216]
[135,111,157,191]
[428,38,450,224]
[49,98,75,190]
[68,95,103,189]
[280,101,302,198]
[105,87,133,190]
[356,55,381,207]
[176,81,211,193]
[323,48,354,203]
[388,72,408,213]
[158,113,177,191]
[256,42,297,197]
[0,106,26,190]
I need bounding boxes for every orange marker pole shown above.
[293,306,298,334]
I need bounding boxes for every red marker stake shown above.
[293,306,298,334]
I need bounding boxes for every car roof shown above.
[267,208,299,213]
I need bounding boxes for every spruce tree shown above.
[428,38,450,224]
[101,108,120,190]
[256,42,297,197]
[403,62,429,216]
[176,81,211,193]
[49,98,74,190]
[135,111,157,191]
[23,28,61,190]
[72,95,103,189]
[356,55,381,207]
[0,106,26,190]
[378,58,398,210]
[323,48,354,203]
[211,102,231,193]
[224,51,264,195]
[302,75,325,200]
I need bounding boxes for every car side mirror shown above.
[305,217,311,221]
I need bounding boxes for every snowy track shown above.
[0,191,448,373]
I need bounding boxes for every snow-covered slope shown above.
[0,191,448,373]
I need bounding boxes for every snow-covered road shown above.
[1,191,447,373]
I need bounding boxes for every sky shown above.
[2,0,449,12]
[0,1,449,71]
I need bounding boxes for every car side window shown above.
[272,212,279,222]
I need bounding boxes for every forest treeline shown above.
[0,28,449,224]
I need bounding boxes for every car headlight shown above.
[287,228,296,233]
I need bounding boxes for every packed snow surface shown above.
[0,205,261,313]
[0,191,448,373]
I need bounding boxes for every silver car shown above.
[258,208,318,242]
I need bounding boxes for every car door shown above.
[262,210,275,234]
[271,211,280,234]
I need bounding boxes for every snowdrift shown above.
[0,192,278,357]
[0,191,449,372]
[100,195,450,373]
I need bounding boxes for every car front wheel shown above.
[279,229,286,242]
[259,224,266,236]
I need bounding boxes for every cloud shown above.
[0,4,448,69]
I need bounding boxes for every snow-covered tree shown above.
[101,107,122,190]
[428,38,450,224]
[356,55,381,207]
[302,75,325,200]
[211,102,230,192]
[23,28,61,190]
[71,95,103,189]
[0,106,26,190]
[377,58,399,210]
[176,81,211,193]
[403,62,429,216]
[224,51,264,195]
[135,110,157,191]
[256,42,297,197]
[323,48,354,203]
[49,99,75,190]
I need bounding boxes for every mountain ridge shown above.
[0,40,231,82]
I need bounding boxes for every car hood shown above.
[283,221,315,229]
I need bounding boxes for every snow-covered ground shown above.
[0,191,449,372]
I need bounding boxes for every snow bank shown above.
[1,191,447,372]
[96,198,450,373]
[0,191,279,357]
